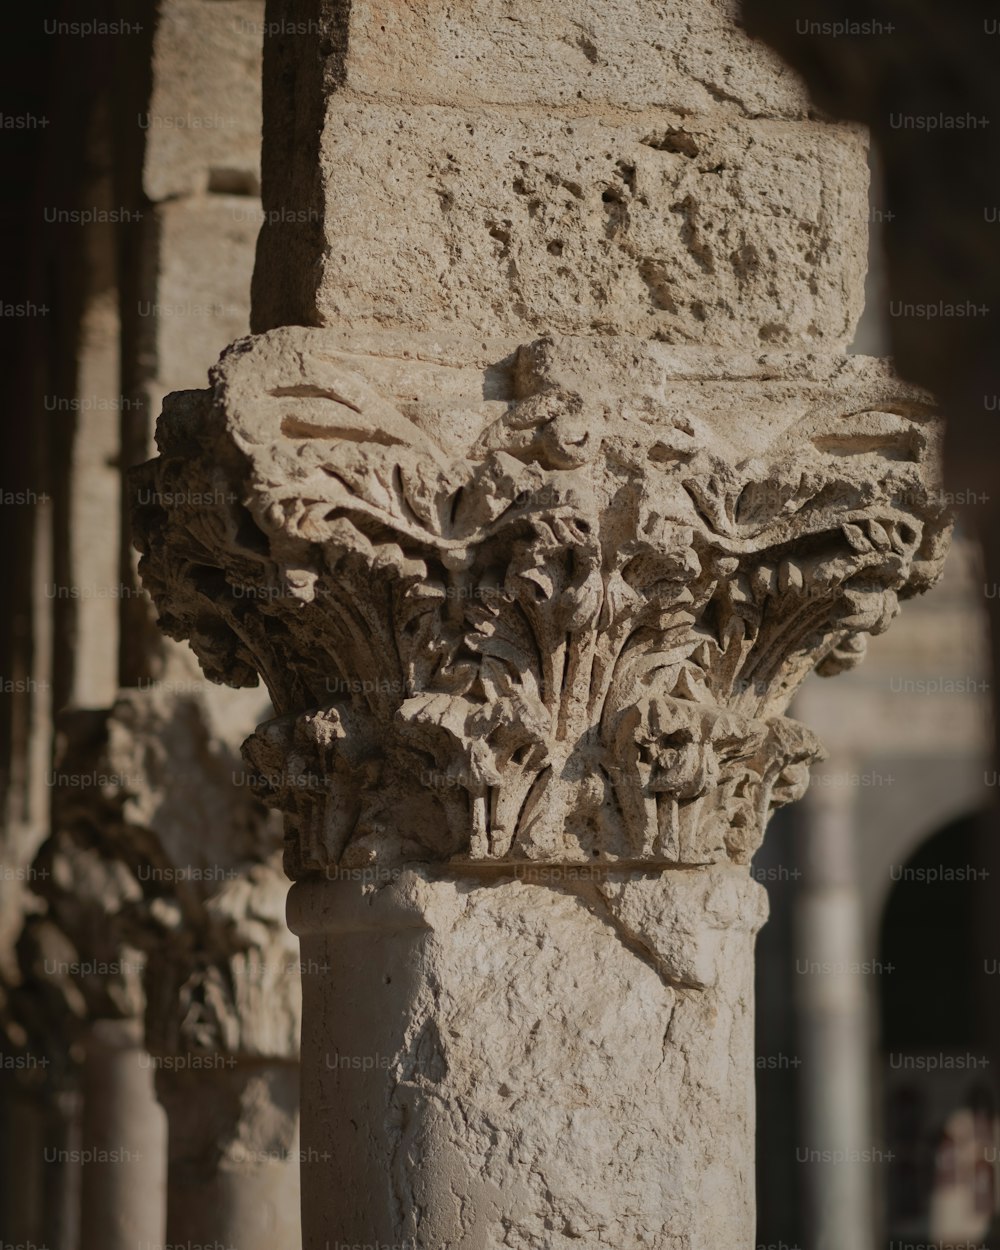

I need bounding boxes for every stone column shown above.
[146,877,302,1250]
[38,720,169,1250]
[81,685,303,1248]
[50,685,301,1247]
[157,1059,299,1249]
[6,916,87,1250]
[79,1019,167,1250]
[291,863,769,1248]
[132,4,951,1245]
[134,327,948,1246]
[44,1083,84,1250]
[794,756,876,1249]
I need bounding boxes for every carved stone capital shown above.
[49,690,300,1060]
[133,327,950,877]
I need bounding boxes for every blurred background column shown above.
[158,1059,300,1250]
[79,1018,167,1250]
[795,752,877,1250]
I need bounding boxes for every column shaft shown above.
[795,761,876,1249]
[131,4,952,1246]
[292,868,766,1249]
[79,1021,168,1250]
[159,1061,301,1250]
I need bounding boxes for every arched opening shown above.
[879,810,1000,1245]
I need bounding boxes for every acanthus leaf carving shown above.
[131,328,951,876]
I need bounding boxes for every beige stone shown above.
[341,0,810,116]
[52,684,302,1244]
[312,107,867,346]
[144,0,264,201]
[159,1060,300,1250]
[252,3,866,339]
[133,326,948,876]
[92,684,298,1058]
[111,1,972,1244]
[292,865,765,1249]
[150,195,259,393]
[79,1020,168,1250]
[7,0,996,1240]
[131,321,948,1245]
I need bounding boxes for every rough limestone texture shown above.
[131,324,949,1246]
[741,0,1000,428]
[252,1,867,345]
[340,0,811,115]
[128,5,952,1245]
[316,108,867,345]
[292,866,766,1250]
[740,3,1000,939]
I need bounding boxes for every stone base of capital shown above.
[288,865,767,1250]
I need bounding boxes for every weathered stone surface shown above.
[252,2,865,339]
[132,326,949,879]
[312,107,867,345]
[739,14,1000,1041]
[342,0,811,115]
[741,1,1000,435]
[292,865,766,1250]
[127,5,958,1246]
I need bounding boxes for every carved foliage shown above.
[132,329,950,874]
